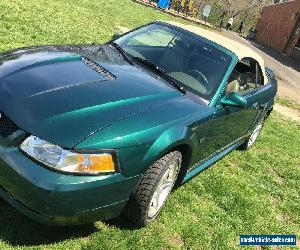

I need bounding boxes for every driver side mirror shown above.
[112,32,122,40]
[221,92,247,108]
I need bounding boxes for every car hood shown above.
[0,44,181,148]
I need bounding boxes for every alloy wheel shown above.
[147,160,180,219]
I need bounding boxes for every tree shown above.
[174,0,272,30]
[202,0,272,29]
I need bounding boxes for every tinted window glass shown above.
[127,29,175,47]
[115,23,232,100]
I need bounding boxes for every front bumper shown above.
[0,133,140,226]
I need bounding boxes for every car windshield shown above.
[115,23,232,100]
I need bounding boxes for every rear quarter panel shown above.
[260,67,278,113]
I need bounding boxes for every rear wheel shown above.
[127,151,182,227]
[240,118,265,150]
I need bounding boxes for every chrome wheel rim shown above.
[147,160,180,219]
[247,123,263,147]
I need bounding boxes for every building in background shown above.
[255,0,300,61]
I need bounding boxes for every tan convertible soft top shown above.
[163,21,268,83]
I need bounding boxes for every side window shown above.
[126,29,175,47]
[226,58,264,95]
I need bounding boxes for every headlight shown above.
[20,136,117,175]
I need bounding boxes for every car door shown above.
[205,58,266,155]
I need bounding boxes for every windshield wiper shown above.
[132,56,166,74]
[109,42,133,65]
[132,56,186,95]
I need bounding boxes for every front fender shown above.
[75,96,211,177]
[116,125,195,177]
[143,125,192,164]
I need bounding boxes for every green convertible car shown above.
[0,21,277,227]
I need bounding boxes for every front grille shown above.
[0,112,19,137]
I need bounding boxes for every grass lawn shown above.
[0,0,192,52]
[277,97,300,112]
[0,1,300,249]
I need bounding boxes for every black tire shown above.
[239,116,266,150]
[126,151,182,227]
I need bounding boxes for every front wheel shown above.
[126,151,182,227]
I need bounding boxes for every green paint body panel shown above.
[0,23,277,225]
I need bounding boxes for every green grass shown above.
[277,97,300,112]
[0,1,300,249]
[0,0,193,52]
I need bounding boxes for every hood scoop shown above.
[81,57,116,80]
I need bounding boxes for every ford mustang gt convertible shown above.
[0,21,277,227]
